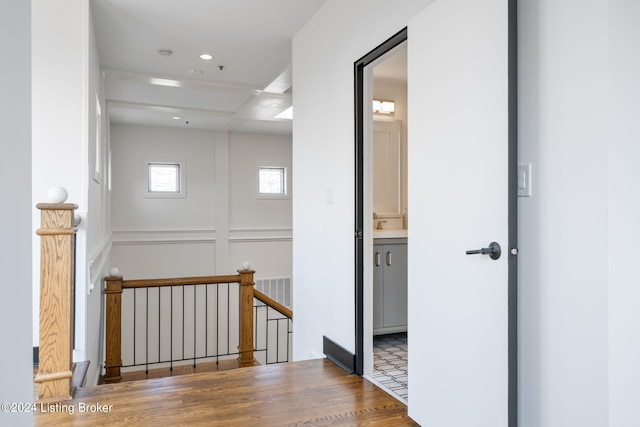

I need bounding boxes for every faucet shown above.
[377,220,387,230]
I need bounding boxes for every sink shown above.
[373,229,407,239]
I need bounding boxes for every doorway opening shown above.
[354,29,407,400]
[369,44,409,401]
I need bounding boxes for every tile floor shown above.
[369,332,408,402]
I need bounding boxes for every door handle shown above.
[466,241,501,260]
[386,251,392,266]
[375,252,381,266]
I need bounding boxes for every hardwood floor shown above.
[34,359,419,426]
[101,358,258,384]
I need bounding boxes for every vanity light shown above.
[199,53,214,60]
[373,99,395,114]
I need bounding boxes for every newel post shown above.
[238,265,256,367]
[34,189,77,403]
[103,270,123,383]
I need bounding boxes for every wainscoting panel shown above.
[229,240,292,279]
[110,228,291,280]
[110,241,216,280]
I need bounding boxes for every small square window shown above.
[259,167,286,196]
[149,163,180,193]
[143,159,186,198]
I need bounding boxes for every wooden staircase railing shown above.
[238,269,256,367]
[254,289,293,320]
[34,196,77,403]
[103,266,292,383]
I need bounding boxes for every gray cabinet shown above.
[373,239,407,334]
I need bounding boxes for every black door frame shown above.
[353,2,518,424]
[353,28,407,377]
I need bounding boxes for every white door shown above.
[407,0,513,425]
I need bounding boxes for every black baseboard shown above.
[33,346,39,367]
[323,336,355,374]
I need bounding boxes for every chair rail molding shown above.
[112,228,217,244]
[228,227,293,243]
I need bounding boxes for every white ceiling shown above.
[91,0,327,134]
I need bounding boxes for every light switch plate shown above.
[517,163,532,197]
[326,187,335,204]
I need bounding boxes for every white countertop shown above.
[373,229,408,239]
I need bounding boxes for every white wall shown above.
[229,132,293,277]
[32,0,87,345]
[608,1,640,425]
[518,0,609,424]
[0,1,33,425]
[110,125,292,280]
[32,0,110,386]
[111,125,216,232]
[84,5,111,387]
[295,0,640,425]
[229,132,292,230]
[292,0,433,359]
[110,124,217,278]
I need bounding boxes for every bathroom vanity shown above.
[372,118,408,335]
[373,230,407,335]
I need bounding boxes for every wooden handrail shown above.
[103,270,257,382]
[103,268,295,381]
[121,274,242,289]
[254,289,293,319]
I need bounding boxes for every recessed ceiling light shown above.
[158,49,173,56]
[149,77,182,88]
[199,53,214,61]
[172,116,181,120]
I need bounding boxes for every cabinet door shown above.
[373,245,384,329]
[383,243,408,327]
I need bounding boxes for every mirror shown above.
[373,120,401,215]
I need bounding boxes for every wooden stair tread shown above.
[99,358,260,384]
